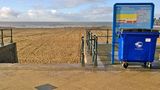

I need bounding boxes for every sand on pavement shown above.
[0,68,160,90]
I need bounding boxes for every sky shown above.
[0,0,159,22]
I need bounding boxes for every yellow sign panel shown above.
[117,14,137,24]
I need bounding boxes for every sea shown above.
[0,22,112,28]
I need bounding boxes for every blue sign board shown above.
[111,3,155,64]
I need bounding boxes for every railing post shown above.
[81,36,85,66]
[94,35,98,67]
[88,31,90,51]
[107,29,109,44]
[86,30,88,45]
[90,32,93,55]
[1,29,4,46]
[10,28,13,43]
[92,36,95,63]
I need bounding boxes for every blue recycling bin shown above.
[118,29,159,68]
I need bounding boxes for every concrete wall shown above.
[0,43,18,63]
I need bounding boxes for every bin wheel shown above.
[147,63,152,69]
[122,62,128,69]
[143,62,147,68]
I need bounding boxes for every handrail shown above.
[86,28,112,44]
[80,36,85,66]
[86,30,98,67]
[85,28,112,67]
[0,28,13,46]
[92,35,98,66]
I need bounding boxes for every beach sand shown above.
[12,27,84,64]
[10,27,160,64]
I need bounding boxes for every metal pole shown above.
[95,36,98,60]
[86,30,88,44]
[111,5,117,64]
[81,36,85,66]
[92,36,95,63]
[87,31,90,46]
[1,29,4,46]
[86,30,88,45]
[94,36,98,67]
[90,33,92,55]
[10,28,13,43]
[107,29,109,44]
[92,47,94,63]
[88,31,90,51]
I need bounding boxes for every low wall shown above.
[0,43,18,63]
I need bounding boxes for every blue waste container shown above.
[118,29,159,68]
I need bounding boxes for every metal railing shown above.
[80,36,85,66]
[86,30,98,66]
[91,35,98,66]
[86,28,112,44]
[81,28,112,67]
[0,27,13,46]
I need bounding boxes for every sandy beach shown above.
[12,27,84,64]
[9,27,160,64]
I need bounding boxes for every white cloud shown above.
[52,0,105,8]
[64,0,103,7]
[50,10,57,14]
[27,9,46,17]
[84,6,112,15]
[44,6,113,21]
[0,7,19,18]
[18,9,65,21]
[27,9,57,17]
[28,10,34,17]
[0,6,112,21]
[84,6,112,21]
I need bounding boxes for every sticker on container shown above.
[145,38,151,42]
[135,42,143,48]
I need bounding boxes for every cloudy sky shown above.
[0,0,159,22]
